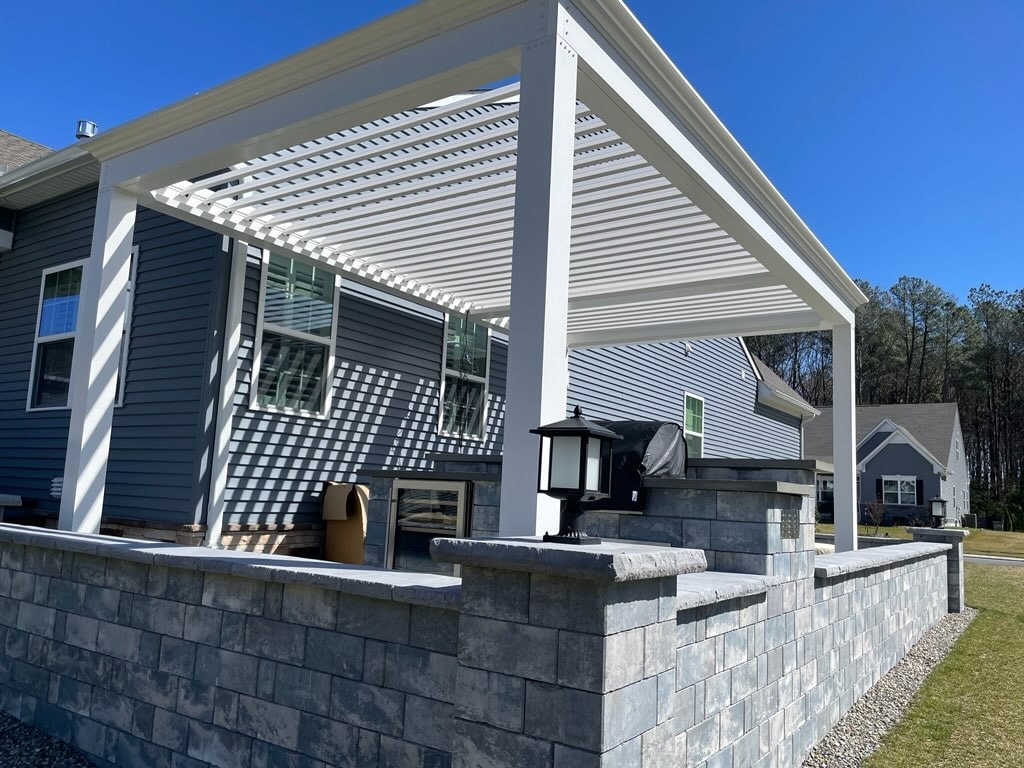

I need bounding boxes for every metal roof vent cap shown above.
[75,120,98,140]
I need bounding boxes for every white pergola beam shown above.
[98,2,544,191]
[499,14,578,538]
[470,271,776,318]
[60,180,137,533]
[564,7,854,325]
[566,310,829,349]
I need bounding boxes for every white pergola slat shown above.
[61,0,866,550]
[150,83,804,343]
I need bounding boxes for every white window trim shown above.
[250,250,340,419]
[438,313,490,440]
[683,391,705,458]
[816,475,835,503]
[881,474,917,506]
[26,252,138,412]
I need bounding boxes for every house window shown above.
[817,476,834,503]
[440,314,489,439]
[683,393,704,458]
[253,253,338,415]
[955,439,960,461]
[28,253,137,410]
[882,475,917,505]
[953,485,957,509]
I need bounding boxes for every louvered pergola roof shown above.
[68,0,866,348]
[145,82,809,346]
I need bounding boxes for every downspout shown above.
[204,240,248,548]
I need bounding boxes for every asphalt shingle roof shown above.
[0,130,52,174]
[804,402,959,467]
[749,353,814,411]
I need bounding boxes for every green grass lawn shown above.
[863,563,1024,768]
[815,523,1024,558]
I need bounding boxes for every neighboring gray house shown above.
[804,403,969,525]
[0,137,816,557]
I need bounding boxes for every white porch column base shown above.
[498,14,578,537]
[832,320,857,552]
[59,181,137,533]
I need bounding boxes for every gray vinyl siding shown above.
[0,185,224,524]
[941,411,970,517]
[861,444,938,508]
[224,250,506,525]
[566,338,801,459]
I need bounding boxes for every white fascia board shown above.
[92,2,543,191]
[738,337,764,382]
[856,417,900,449]
[565,0,867,315]
[566,310,829,349]
[856,424,946,475]
[756,381,820,419]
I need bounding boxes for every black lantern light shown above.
[929,496,947,528]
[531,405,621,545]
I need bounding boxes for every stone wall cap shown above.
[676,571,780,611]
[643,477,813,497]
[0,524,460,609]
[430,536,707,582]
[814,541,950,579]
[906,527,970,541]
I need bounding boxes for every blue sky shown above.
[5,1,1022,302]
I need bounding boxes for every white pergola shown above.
[59,0,866,550]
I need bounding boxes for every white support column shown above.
[498,11,578,537]
[204,241,249,548]
[59,180,137,532]
[832,320,858,552]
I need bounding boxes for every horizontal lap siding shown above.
[0,186,221,524]
[104,208,223,524]
[225,253,505,525]
[567,337,801,459]
[0,187,97,511]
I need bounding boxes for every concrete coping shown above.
[644,478,813,497]
[905,527,970,541]
[430,536,707,582]
[688,458,833,473]
[814,541,951,580]
[676,572,780,611]
[0,524,460,610]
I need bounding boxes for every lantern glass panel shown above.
[585,438,601,492]
[550,435,582,490]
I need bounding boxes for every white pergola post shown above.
[59,179,137,532]
[498,13,578,537]
[204,241,248,548]
[832,320,858,551]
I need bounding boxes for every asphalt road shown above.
[966,555,1024,567]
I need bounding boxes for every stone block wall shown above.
[0,526,459,768]
[0,506,959,767]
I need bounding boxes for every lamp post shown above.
[930,496,947,529]
[531,405,621,545]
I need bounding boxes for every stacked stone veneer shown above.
[0,478,960,768]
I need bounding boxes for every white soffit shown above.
[149,82,828,344]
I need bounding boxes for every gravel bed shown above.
[0,712,95,767]
[803,607,977,768]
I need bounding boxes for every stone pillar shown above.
[432,538,706,767]
[908,528,968,612]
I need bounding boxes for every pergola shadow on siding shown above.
[53,0,867,550]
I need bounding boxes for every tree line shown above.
[745,277,1024,527]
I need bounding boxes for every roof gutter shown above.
[574,0,869,312]
[757,381,821,420]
